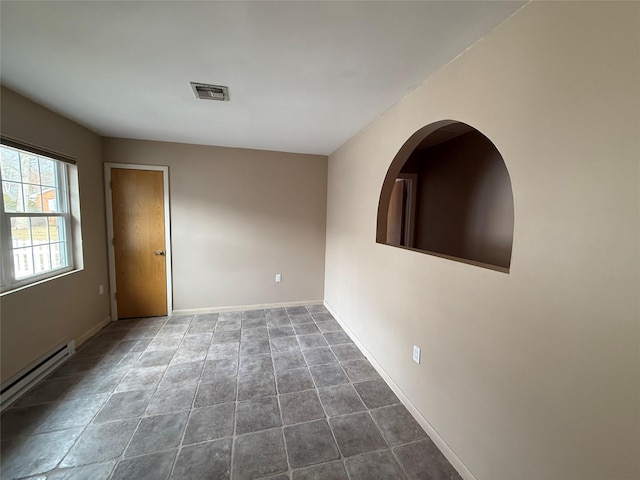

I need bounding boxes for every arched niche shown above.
[377,120,514,272]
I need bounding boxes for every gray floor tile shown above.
[322,332,352,346]
[393,438,462,480]
[208,342,240,360]
[289,314,314,325]
[115,366,166,392]
[270,336,300,353]
[275,368,314,394]
[292,461,348,480]
[15,377,81,406]
[181,333,213,350]
[293,323,320,336]
[243,318,267,330]
[94,390,153,423]
[0,427,83,478]
[159,361,204,388]
[284,419,339,468]
[286,306,308,315]
[331,344,364,362]
[60,419,138,467]
[353,380,400,409]
[112,450,177,480]
[370,404,426,446]
[243,309,266,319]
[235,396,281,435]
[311,313,335,323]
[239,354,274,375]
[242,326,269,341]
[329,412,387,457]
[46,461,116,480]
[302,347,338,367]
[212,330,241,344]
[240,339,271,356]
[158,324,189,336]
[183,402,235,445]
[238,373,276,400]
[305,305,328,314]
[218,311,242,322]
[344,450,406,480]
[341,359,379,382]
[0,403,54,439]
[194,377,237,407]
[125,411,188,457]
[135,349,176,368]
[146,335,181,351]
[265,307,287,317]
[268,325,296,338]
[146,383,197,415]
[266,316,291,328]
[317,384,366,417]
[217,318,242,330]
[273,351,307,371]
[309,364,349,388]
[298,334,328,350]
[187,320,217,335]
[279,390,325,425]
[195,313,219,322]
[172,438,232,480]
[171,348,208,365]
[232,428,287,480]
[34,394,108,432]
[315,320,342,333]
[203,358,239,379]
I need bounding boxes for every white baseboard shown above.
[172,299,324,316]
[75,315,112,347]
[324,301,477,480]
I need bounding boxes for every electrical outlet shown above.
[275,273,282,283]
[412,345,421,364]
[99,284,104,295]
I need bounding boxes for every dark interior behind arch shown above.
[377,121,514,272]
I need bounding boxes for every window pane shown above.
[34,244,52,274]
[2,181,25,212]
[50,242,67,269]
[42,187,60,212]
[31,217,50,245]
[20,153,40,184]
[13,247,34,279]
[11,217,32,248]
[48,217,66,243]
[24,184,43,213]
[0,148,21,181]
[39,158,56,187]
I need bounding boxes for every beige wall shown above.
[103,139,327,311]
[0,86,111,382]
[325,3,639,480]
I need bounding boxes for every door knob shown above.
[154,250,165,256]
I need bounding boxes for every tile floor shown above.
[0,305,462,480]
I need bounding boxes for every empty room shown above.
[1,1,638,480]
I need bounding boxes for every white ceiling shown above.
[0,1,524,155]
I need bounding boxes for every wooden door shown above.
[111,168,167,318]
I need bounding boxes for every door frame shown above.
[104,163,173,320]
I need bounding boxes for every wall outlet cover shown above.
[412,345,421,364]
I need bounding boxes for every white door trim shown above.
[104,163,172,320]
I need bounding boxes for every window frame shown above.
[0,139,76,292]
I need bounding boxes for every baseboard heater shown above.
[0,341,75,412]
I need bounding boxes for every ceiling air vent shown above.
[190,82,230,101]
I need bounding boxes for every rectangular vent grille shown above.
[191,82,230,101]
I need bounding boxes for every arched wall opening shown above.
[377,120,514,272]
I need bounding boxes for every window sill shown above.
[0,268,83,297]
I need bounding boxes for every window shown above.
[1,143,74,291]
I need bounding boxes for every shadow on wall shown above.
[377,121,514,272]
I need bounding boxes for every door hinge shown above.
[114,291,117,300]
[112,238,115,246]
